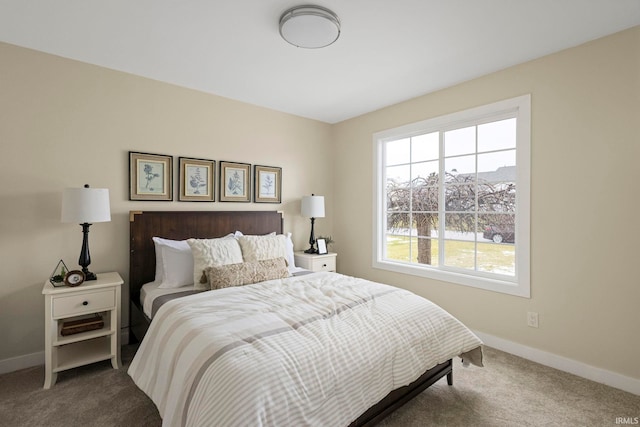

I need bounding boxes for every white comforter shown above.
[128,271,483,427]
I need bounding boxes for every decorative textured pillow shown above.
[205,257,289,290]
[237,234,288,264]
[187,237,244,290]
[152,237,193,288]
[235,231,296,267]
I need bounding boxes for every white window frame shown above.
[373,95,531,298]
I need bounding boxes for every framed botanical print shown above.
[254,165,282,203]
[219,161,251,202]
[179,157,215,202]
[129,151,173,201]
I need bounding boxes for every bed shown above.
[127,210,483,426]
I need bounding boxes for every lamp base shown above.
[305,217,318,254]
[78,223,97,281]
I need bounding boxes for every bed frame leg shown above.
[447,370,453,386]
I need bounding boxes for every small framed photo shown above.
[179,157,215,202]
[316,238,328,255]
[129,152,173,201]
[219,161,251,202]
[254,165,282,203]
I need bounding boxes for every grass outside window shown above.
[385,235,514,273]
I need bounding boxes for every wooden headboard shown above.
[129,210,283,308]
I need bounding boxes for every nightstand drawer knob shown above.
[82,301,88,306]
[323,264,327,267]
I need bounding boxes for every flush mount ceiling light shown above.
[279,5,341,49]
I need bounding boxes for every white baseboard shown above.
[0,351,44,375]
[474,330,640,396]
[0,329,131,375]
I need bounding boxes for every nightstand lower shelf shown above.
[54,336,115,372]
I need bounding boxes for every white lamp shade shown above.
[301,195,325,218]
[61,187,111,223]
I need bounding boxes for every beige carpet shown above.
[0,345,638,427]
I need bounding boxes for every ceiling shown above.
[1,1,638,123]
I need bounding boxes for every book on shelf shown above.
[60,314,104,336]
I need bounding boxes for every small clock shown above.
[64,270,86,287]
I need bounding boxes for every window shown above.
[373,95,530,297]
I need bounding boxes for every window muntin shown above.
[374,95,530,297]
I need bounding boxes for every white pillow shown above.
[283,232,296,268]
[187,237,244,290]
[238,234,288,264]
[152,237,192,288]
[158,244,194,288]
[235,231,296,268]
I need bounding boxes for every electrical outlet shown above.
[527,311,539,328]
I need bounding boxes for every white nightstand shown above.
[294,252,337,272]
[42,271,123,389]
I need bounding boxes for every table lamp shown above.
[301,194,325,254]
[61,184,111,281]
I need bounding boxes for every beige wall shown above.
[332,26,640,381]
[2,26,639,384]
[0,42,333,362]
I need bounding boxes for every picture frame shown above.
[219,161,251,202]
[64,270,86,287]
[316,238,328,255]
[178,157,215,202]
[129,151,173,201]
[254,165,282,203]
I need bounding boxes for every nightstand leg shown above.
[111,315,121,369]
[43,301,57,389]
[111,356,121,369]
[44,371,57,389]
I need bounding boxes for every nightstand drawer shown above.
[294,252,337,272]
[52,289,116,318]
[309,256,336,272]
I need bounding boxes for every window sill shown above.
[373,259,530,298]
